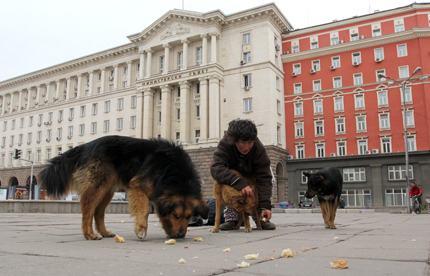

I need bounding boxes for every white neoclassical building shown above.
[0,3,291,202]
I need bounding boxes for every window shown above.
[379,113,390,129]
[123,66,128,74]
[243,52,251,62]
[336,118,345,134]
[352,53,361,64]
[177,51,183,69]
[131,116,136,128]
[104,120,110,132]
[92,103,98,115]
[117,118,123,130]
[131,96,137,108]
[91,122,97,134]
[397,44,407,57]
[315,121,324,136]
[104,101,111,112]
[196,105,200,118]
[357,116,367,132]
[37,131,42,142]
[316,143,325,158]
[158,112,162,123]
[295,102,303,116]
[293,63,301,74]
[337,141,346,156]
[378,91,388,106]
[332,56,340,68]
[79,124,85,135]
[243,33,251,44]
[48,112,53,123]
[334,97,344,111]
[295,122,304,138]
[277,100,281,114]
[312,60,320,71]
[354,73,363,85]
[68,126,73,137]
[402,87,412,103]
[374,48,384,60]
[196,47,202,65]
[342,189,372,207]
[29,116,33,126]
[195,130,200,143]
[177,87,181,98]
[373,28,381,37]
[28,132,32,143]
[395,23,404,32]
[160,56,165,73]
[313,80,321,91]
[355,94,365,109]
[38,114,43,125]
[292,45,299,53]
[311,41,318,49]
[333,77,342,88]
[386,188,407,206]
[407,136,416,151]
[343,167,366,182]
[399,66,409,78]
[350,33,359,41]
[58,110,63,122]
[405,110,414,127]
[276,76,280,90]
[109,84,114,91]
[47,148,51,160]
[244,74,252,87]
[176,109,180,120]
[377,69,386,81]
[244,98,253,112]
[80,106,86,117]
[314,100,323,114]
[358,140,368,155]
[381,137,391,153]
[388,165,413,180]
[294,83,302,94]
[122,81,127,88]
[118,98,124,110]
[331,37,339,45]
[110,70,114,77]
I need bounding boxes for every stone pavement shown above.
[0,211,428,275]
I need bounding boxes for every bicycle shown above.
[411,195,421,214]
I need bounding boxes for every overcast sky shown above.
[0,0,420,82]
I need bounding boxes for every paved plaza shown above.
[0,211,428,275]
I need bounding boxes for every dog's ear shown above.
[195,196,209,219]
[156,194,174,217]
[303,172,311,178]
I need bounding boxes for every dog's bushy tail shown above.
[38,146,84,197]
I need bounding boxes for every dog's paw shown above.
[330,225,337,229]
[102,231,116,237]
[136,230,147,239]
[212,229,219,233]
[244,228,252,233]
[84,233,103,240]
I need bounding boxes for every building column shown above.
[127,61,132,87]
[199,77,209,142]
[139,51,145,79]
[181,39,189,70]
[77,74,83,99]
[146,49,153,78]
[210,33,219,63]
[27,88,32,108]
[142,88,154,139]
[55,80,61,101]
[179,81,191,143]
[46,83,52,104]
[160,84,171,139]
[100,68,106,93]
[208,75,221,141]
[113,65,119,90]
[201,34,208,65]
[163,44,170,75]
[88,71,94,96]
[65,77,71,100]
[1,95,6,115]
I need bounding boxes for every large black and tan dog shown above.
[212,170,262,233]
[39,135,209,240]
[303,167,342,229]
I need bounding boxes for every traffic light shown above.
[14,149,21,160]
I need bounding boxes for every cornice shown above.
[0,43,139,90]
[282,3,430,37]
[281,27,430,63]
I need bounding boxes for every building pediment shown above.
[160,23,191,40]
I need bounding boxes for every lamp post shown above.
[378,67,427,213]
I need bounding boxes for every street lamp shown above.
[378,67,428,213]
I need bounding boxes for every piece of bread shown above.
[114,235,125,243]
[164,239,176,245]
[281,248,296,258]
[193,236,203,242]
[330,260,348,269]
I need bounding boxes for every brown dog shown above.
[212,170,262,233]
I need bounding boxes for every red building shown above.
[282,3,430,210]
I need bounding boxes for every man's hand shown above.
[241,185,253,197]
[261,209,272,221]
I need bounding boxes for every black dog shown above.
[39,135,209,240]
[303,167,342,229]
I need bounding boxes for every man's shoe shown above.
[261,220,276,230]
[219,221,238,230]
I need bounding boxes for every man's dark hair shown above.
[226,119,258,143]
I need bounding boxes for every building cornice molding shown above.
[281,27,430,63]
